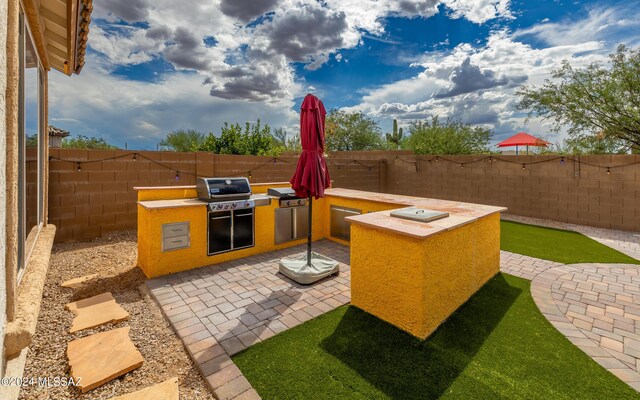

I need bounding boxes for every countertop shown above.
[138,194,271,210]
[325,188,506,239]
[137,185,506,239]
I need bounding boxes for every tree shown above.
[198,119,275,155]
[564,133,629,155]
[404,116,491,154]
[517,45,640,149]
[159,129,205,151]
[385,119,404,149]
[325,109,384,151]
[271,127,301,154]
[26,135,38,147]
[62,135,119,149]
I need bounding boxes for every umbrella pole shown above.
[307,196,312,266]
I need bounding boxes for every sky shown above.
[48,0,640,150]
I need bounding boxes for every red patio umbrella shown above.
[496,132,550,155]
[290,94,331,266]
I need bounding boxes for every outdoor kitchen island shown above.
[136,183,505,339]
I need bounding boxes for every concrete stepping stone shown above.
[66,292,130,333]
[110,377,179,399]
[61,274,99,289]
[67,326,144,393]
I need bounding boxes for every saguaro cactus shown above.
[386,119,404,149]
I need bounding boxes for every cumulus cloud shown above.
[48,55,299,149]
[434,57,525,98]
[66,0,530,147]
[259,4,348,63]
[87,0,518,108]
[219,0,280,23]
[162,27,212,70]
[209,57,299,102]
[346,13,631,140]
[94,0,150,22]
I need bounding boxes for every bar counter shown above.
[135,183,506,339]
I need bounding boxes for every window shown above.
[18,9,45,275]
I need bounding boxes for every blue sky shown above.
[48,0,640,150]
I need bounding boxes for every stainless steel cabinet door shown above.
[293,206,309,240]
[275,208,294,244]
[330,206,361,241]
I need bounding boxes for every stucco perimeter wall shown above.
[48,149,385,242]
[386,154,640,232]
[350,213,501,339]
[0,0,9,375]
[48,150,640,242]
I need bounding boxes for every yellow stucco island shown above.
[136,183,505,339]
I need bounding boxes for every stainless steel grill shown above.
[267,187,308,208]
[197,177,251,202]
[197,177,256,256]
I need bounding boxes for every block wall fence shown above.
[46,149,640,242]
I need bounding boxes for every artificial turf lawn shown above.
[233,274,639,400]
[500,220,640,265]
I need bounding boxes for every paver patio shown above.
[146,239,350,399]
[147,219,640,398]
[500,250,563,280]
[532,264,640,391]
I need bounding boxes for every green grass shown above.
[500,220,640,264]
[234,274,639,400]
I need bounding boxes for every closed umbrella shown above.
[279,94,339,285]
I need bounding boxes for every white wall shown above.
[0,0,9,376]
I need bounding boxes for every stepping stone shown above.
[61,274,100,289]
[66,292,130,333]
[67,326,144,393]
[110,377,179,400]
[66,292,115,312]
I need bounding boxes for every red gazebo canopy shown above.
[497,132,550,148]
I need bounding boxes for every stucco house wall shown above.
[0,0,9,375]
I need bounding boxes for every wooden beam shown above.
[67,0,78,75]
[40,6,66,29]
[45,28,66,48]
[23,0,52,70]
[46,43,67,60]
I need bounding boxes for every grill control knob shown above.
[244,202,250,208]
[224,204,230,209]
[231,203,237,209]
[217,204,223,210]
[286,201,291,206]
[298,200,304,205]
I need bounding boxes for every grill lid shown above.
[267,187,298,199]
[197,177,251,201]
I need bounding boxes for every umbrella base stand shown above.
[279,252,339,285]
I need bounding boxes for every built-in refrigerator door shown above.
[209,211,232,255]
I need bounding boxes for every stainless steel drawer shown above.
[162,235,190,251]
[162,222,190,252]
[162,222,190,238]
[330,206,361,241]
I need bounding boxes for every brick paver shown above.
[148,215,640,396]
[500,250,563,280]
[532,264,640,392]
[147,240,350,399]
